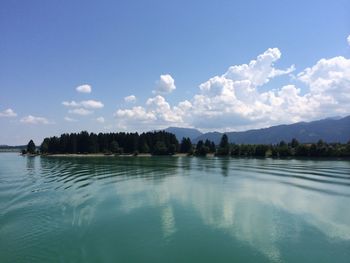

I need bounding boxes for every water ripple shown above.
[1,154,350,263]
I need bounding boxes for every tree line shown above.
[178,134,350,157]
[24,131,350,157]
[38,131,180,155]
[229,137,350,158]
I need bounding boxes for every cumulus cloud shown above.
[76,84,92,93]
[114,95,192,130]
[80,100,104,109]
[0,108,17,117]
[189,51,350,130]
[62,101,79,107]
[347,35,350,46]
[114,48,350,131]
[96,117,105,123]
[20,115,50,124]
[62,100,104,109]
[153,74,176,94]
[115,106,156,122]
[124,95,136,103]
[297,56,350,116]
[146,95,183,122]
[223,48,295,87]
[62,99,104,116]
[68,108,93,115]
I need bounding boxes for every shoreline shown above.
[18,153,349,160]
[39,153,196,157]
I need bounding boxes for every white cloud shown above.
[114,95,192,131]
[124,95,136,103]
[188,50,350,130]
[153,74,176,94]
[62,101,79,107]
[114,48,350,131]
[80,100,104,109]
[62,100,104,116]
[297,56,350,116]
[146,95,183,122]
[115,106,156,122]
[62,100,104,109]
[114,170,350,262]
[68,108,93,115]
[96,117,105,123]
[347,35,350,46]
[0,108,17,117]
[20,115,50,124]
[223,48,294,87]
[64,116,77,122]
[76,84,92,93]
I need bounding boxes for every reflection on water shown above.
[110,158,350,262]
[161,205,177,239]
[0,153,350,262]
[26,156,35,170]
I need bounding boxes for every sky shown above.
[1,0,350,145]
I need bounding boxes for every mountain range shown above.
[164,127,203,141]
[164,116,350,144]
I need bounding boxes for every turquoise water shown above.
[0,153,350,262]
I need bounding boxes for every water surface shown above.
[1,153,350,262]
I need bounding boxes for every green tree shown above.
[204,139,216,153]
[255,144,268,157]
[110,141,120,153]
[290,138,299,148]
[77,131,90,153]
[345,141,350,157]
[217,134,230,156]
[195,140,209,156]
[309,143,318,156]
[180,137,193,154]
[295,144,309,156]
[210,141,216,153]
[230,144,240,156]
[139,141,150,153]
[153,141,168,155]
[27,140,36,154]
[40,138,49,153]
[277,144,291,157]
[138,135,150,153]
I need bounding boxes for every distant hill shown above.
[164,127,203,141]
[194,116,350,144]
[0,145,26,152]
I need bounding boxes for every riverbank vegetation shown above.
[26,131,350,158]
[230,139,350,158]
[21,140,38,155]
[40,131,180,155]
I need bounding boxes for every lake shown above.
[0,153,349,262]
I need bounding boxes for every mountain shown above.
[164,127,203,141]
[194,116,350,144]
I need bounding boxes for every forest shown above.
[22,131,350,158]
[38,131,180,155]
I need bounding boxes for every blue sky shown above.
[1,0,350,145]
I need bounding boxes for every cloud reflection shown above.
[113,158,350,261]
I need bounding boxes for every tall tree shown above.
[180,137,193,154]
[195,140,209,156]
[217,134,230,156]
[40,138,49,153]
[27,140,36,154]
[110,141,120,154]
